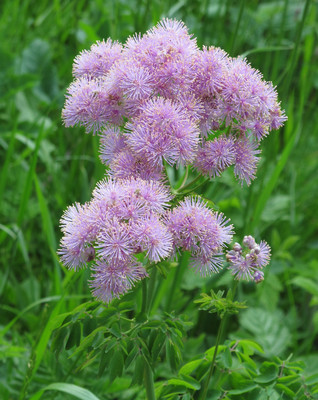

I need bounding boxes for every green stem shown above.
[140,271,156,400]
[147,267,157,315]
[199,316,227,400]
[141,279,148,315]
[177,166,189,190]
[177,174,201,193]
[198,281,239,400]
[176,178,210,197]
[144,361,156,400]
[230,0,245,54]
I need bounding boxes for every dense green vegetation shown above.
[1,0,317,399]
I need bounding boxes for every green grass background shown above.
[0,0,318,399]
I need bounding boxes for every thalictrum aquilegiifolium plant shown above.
[54,18,304,400]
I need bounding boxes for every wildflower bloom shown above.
[226,235,271,282]
[60,18,285,302]
[131,215,173,262]
[58,177,173,301]
[194,135,235,178]
[72,39,123,78]
[90,259,147,303]
[126,97,200,168]
[62,18,286,184]
[166,197,233,276]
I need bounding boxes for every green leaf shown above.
[51,326,69,355]
[179,375,201,390]
[275,383,295,398]
[71,326,107,357]
[228,378,258,395]
[166,340,181,371]
[125,347,138,370]
[220,347,232,369]
[167,376,200,390]
[195,290,247,318]
[291,277,318,297]
[236,352,258,372]
[305,373,318,385]
[109,349,124,381]
[239,308,291,357]
[179,359,203,376]
[131,356,145,386]
[65,322,81,350]
[255,362,279,383]
[278,375,301,385]
[205,345,227,362]
[151,332,166,363]
[29,383,100,400]
[238,339,264,355]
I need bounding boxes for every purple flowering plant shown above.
[58,19,286,399]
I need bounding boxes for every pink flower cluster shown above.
[59,178,233,301]
[59,19,280,302]
[63,18,286,185]
[226,235,271,282]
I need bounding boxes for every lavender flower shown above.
[90,259,147,303]
[234,135,261,185]
[166,197,233,276]
[126,97,200,168]
[194,135,235,178]
[96,218,134,261]
[99,126,127,165]
[58,177,173,302]
[109,150,164,181]
[226,235,271,282]
[58,203,98,270]
[73,39,123,78]
[60,18,286,302]
[131,215,173,263]
[62,77,124,133]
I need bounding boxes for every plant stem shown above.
[177,166,189,190]
[141,278,148,315]
[198,315,227,400]
[140,270,156,400]
[177,174,201,193]
[198,280,239,400]
[147,267,157,315]
[176,178,210,197]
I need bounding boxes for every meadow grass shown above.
[1,0,318,399]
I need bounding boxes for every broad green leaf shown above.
[151,332,166,363]
[306,373,318,385]
[71,326,107,357]
[238,339,264,355]
[179,375,201,390]
[278,375,301,385]
[239,308,291,357]
[109,349,124,381]
[131,356,145,386]
[255,362,279,383]
[275,383,295,398]
[30,383,100,400]
[167,377,200,390]
[228,378,258,395]
[219,347,232,369]
[236,352,258,372]
[179,359,203,376]
[205,345,227,362]
[291,277,318,297]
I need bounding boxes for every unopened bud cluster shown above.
[226,235,271,282]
